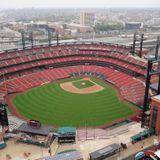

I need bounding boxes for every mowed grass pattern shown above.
[13,78,135,127]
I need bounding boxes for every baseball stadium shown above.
[0,40,160,160]
[1,42,146,126]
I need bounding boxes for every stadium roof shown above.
[36,150,83,160]
[17,123,52,136]
[89,143,121,159]
[57,127,76,136]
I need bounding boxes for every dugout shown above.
[89,143,121,160]
[16,122,53,147]
[57,127,76,144]
[17,122,52,136]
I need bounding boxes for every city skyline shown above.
[0,0,160,9]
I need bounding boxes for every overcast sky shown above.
[0,0,160,9]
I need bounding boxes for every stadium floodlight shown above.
[155,36,160,60]
[29,32,34,49]
[56,31,59,46]
[21,30,25,50]
[47,29,52,47]
[142,36,160,128]
[132,33,137,55]
[139,33,144,58]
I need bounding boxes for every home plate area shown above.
[60,78,104,94]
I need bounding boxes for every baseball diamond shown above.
[12,77,136,127]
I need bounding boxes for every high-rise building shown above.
[80,12,95,26]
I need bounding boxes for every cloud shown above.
[0,0,160,9]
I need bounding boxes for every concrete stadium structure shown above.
[0,41,160,160]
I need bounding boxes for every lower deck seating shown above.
[0,65,145,106]
[120,83,145,105]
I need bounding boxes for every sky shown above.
[0,0,160,9]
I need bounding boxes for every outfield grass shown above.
[13,77,135,127]
[72,79,95,89]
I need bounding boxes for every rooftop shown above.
[17,123,52,136]
[36,150,83,160]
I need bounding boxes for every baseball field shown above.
[13,77,136,127]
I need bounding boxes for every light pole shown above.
[47,29,52,47]
[21,31,25,50]
[48,146,52,156]
[56,31,59,46]
[30,32,34,49]
[92,25,96,41]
